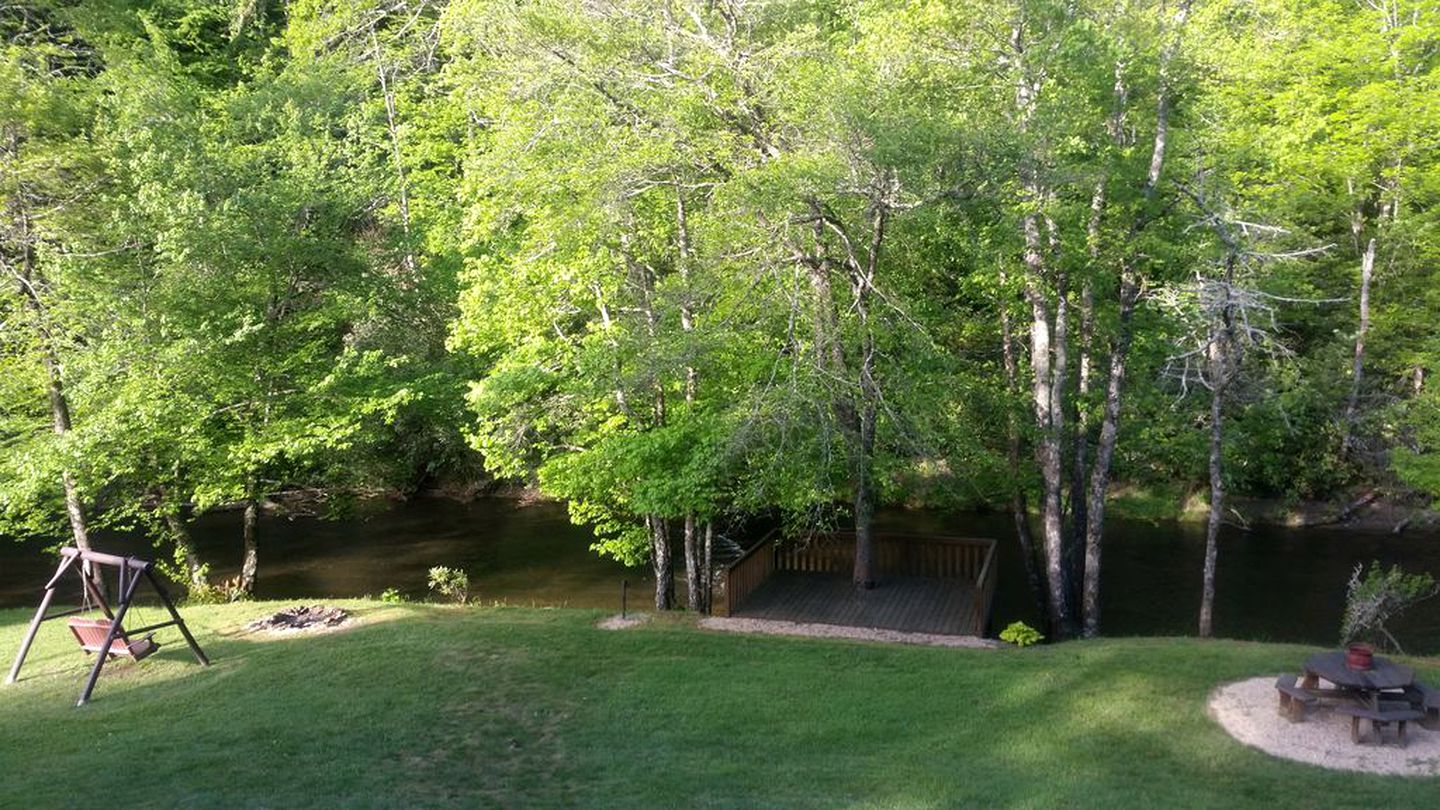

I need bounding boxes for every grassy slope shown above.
[0,602,1436,809]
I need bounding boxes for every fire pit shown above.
[245,605,350,633]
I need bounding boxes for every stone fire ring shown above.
[1208,676,1440,776]
[245,605,351,634]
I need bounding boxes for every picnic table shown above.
[1293,651,1426,745]
[1300,651,1413,706]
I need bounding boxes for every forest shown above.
[2,0,1438,641]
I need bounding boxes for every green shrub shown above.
[1340,561,1437,653]
[999,621,1044,647]
[185,576,252,605]
[427,566,471,605]
[380,587,408,604]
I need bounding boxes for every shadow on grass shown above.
[2,605,1437,809]
[0,603,585,808]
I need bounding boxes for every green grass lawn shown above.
[1,602,1436,808]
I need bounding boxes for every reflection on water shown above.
[2,498,1438,653]
[0,499,652,614]
[883,510,1440,654]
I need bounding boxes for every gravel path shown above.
[697,616,1000,649]
[1209,676,1440,776]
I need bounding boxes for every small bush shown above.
[427,566,470,605]
[999,621,1044,647]
[185,576,251,605]
[1340,561,1437,653]
[380,587,408,604]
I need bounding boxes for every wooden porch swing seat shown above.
[66,618,158,661]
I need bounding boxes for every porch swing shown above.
[5,547,211,706]
[65,559,159,661]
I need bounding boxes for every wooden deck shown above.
[731,570,982,636]
[717,532,998,637]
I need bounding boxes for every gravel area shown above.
[697,616,1001,649]
[1209,676,1440,776]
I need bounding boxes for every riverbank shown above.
[422,479,1440,534]
[2,602,1437,807]
[6,496,1440,651]
[1105,484,1439,533]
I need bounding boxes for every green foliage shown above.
[184,577,252,605]
[1340,561,1438,652]
[1,2,476,581]
[427,566,470,605]
[4,0,1440,608]
[1392,385,1440,497]
[999,621,1045,648]
[379,587,408,605]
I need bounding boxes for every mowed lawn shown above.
[1,602,1437,808]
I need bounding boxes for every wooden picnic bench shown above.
[1334,703,1424,746]
[1401,682,1440,731]
[1275,674,1319,722]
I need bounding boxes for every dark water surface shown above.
[2,498,1438,653]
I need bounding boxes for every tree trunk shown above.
[801,207,878,587]
[1341,237,1376,459]
[1081,269,1139,637]
[648,514,674,610]
[239,497,259,595]
[11,204,99,592]
[849,199,888,590]
[43,351,88,550]
[14,213,91,554]
[166,511,208,589]
[1079,3,1188,637]
[1050,265,1077,613]
[621,224,678,611]
[701,521,714,614]
[1069,279,1093,558]
[1199,372,1225,639]
[853,388,877,589]
[999,272,1048,620]
[1010,20,1073,637]
[1199,259,1237,639]
[683,514,702,610]
[368,23,417,281]
[675,184,703,611]
[1022,214,1072,637]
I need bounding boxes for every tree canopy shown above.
[2,0,1437,630]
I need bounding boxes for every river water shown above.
[2,498,1438,653]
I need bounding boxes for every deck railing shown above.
[719,531,999,633]
[972,537,998,635]
[718,533,776,617]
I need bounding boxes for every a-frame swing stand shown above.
[5,547,211,706]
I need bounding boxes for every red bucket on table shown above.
[1346,643,1374,670]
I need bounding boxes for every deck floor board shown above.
[733,571,979,636]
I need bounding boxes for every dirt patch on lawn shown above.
[244,605,352,636]
[596,613,651,630]
[698,616,1001,649]
[1209,676,1440,776]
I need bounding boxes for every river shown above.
[2,498,1438,653]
